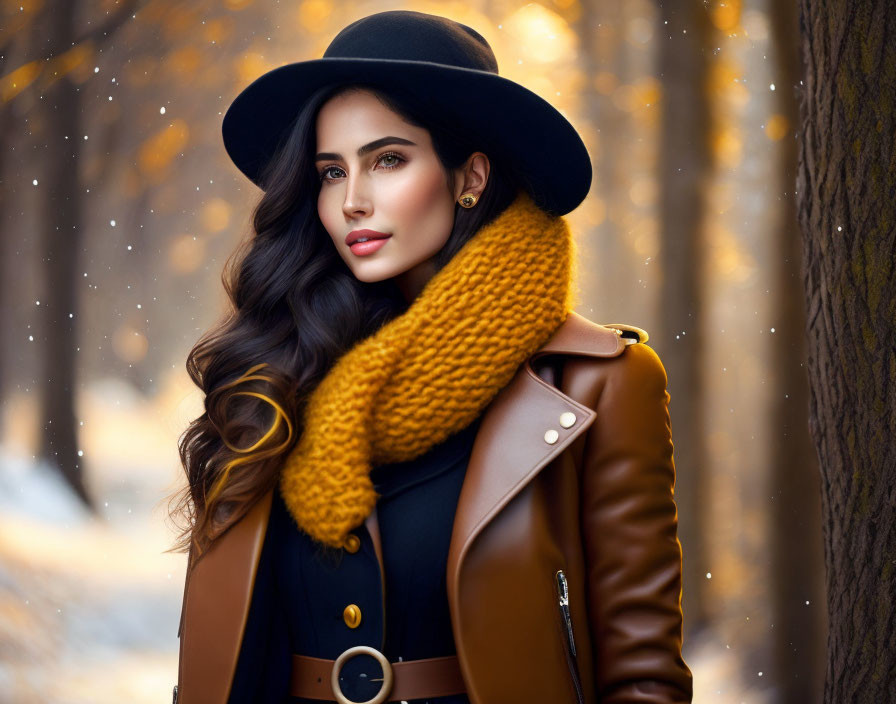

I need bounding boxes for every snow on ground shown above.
[0,370,199,704]
[0,451,187,704]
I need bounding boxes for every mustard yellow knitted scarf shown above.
[279,190,578,548]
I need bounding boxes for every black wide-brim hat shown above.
[222,10,592,216]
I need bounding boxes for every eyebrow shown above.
[314,136,417,162]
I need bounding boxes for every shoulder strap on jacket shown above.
[601,322,649,345]
[533,310,626,360]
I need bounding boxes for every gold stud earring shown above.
[458,193,478,208]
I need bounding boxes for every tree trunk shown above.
[0,98,14,404]
[654,0,713,638]
[796,2,896,701]
[38,0,94,509]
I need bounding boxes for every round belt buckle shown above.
[331,645,394,704]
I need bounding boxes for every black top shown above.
[229,417,482,703]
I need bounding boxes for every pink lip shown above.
[345,229,391,246]
[349,237,390,256]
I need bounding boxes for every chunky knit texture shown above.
[279,190,578,548]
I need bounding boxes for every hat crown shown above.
[323,10,499,74]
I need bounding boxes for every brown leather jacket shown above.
[175,311,694,703]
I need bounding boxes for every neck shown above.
[393,256,438,303]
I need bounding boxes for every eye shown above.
[319,165,344,181]
[377,152,404,169]
[318,151,406,182]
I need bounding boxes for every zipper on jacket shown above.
[555,569,584,704]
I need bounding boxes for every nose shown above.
[341,175,372,219]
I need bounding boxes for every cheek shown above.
[400,172,446,212]
[391,169,454,247]
[317,189,341,244]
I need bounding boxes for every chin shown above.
[348,260,404,284]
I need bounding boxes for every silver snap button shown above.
[544,429,559,444]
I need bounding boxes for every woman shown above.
[172,10,693,704]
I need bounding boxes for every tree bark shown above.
[796,2,896,700]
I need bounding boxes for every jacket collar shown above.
[177,311,625,702]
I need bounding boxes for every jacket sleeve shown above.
[580,342,693,703]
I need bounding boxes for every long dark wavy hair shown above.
[166,79,521,559]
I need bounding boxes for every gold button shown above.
[544,429,559,444]
[343,533,361,553]
[559,412,577,428]
[343,604,362,629]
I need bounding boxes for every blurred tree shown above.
[575,1,628,309]
[796,1,895,701]
[653,0,712,640]
[2,0,141,508]
[0,38,18,405]
[768,0,826,701]
[39,1,95,509]
[0,9,46,414]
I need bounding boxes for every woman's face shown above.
[315,88,489,301]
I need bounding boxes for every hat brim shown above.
[222,57,592,216]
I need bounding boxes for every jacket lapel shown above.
[177,311,625,702]
[177,488,273,704]
[444,311,625,636]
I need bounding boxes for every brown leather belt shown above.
[290,645,467,703]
